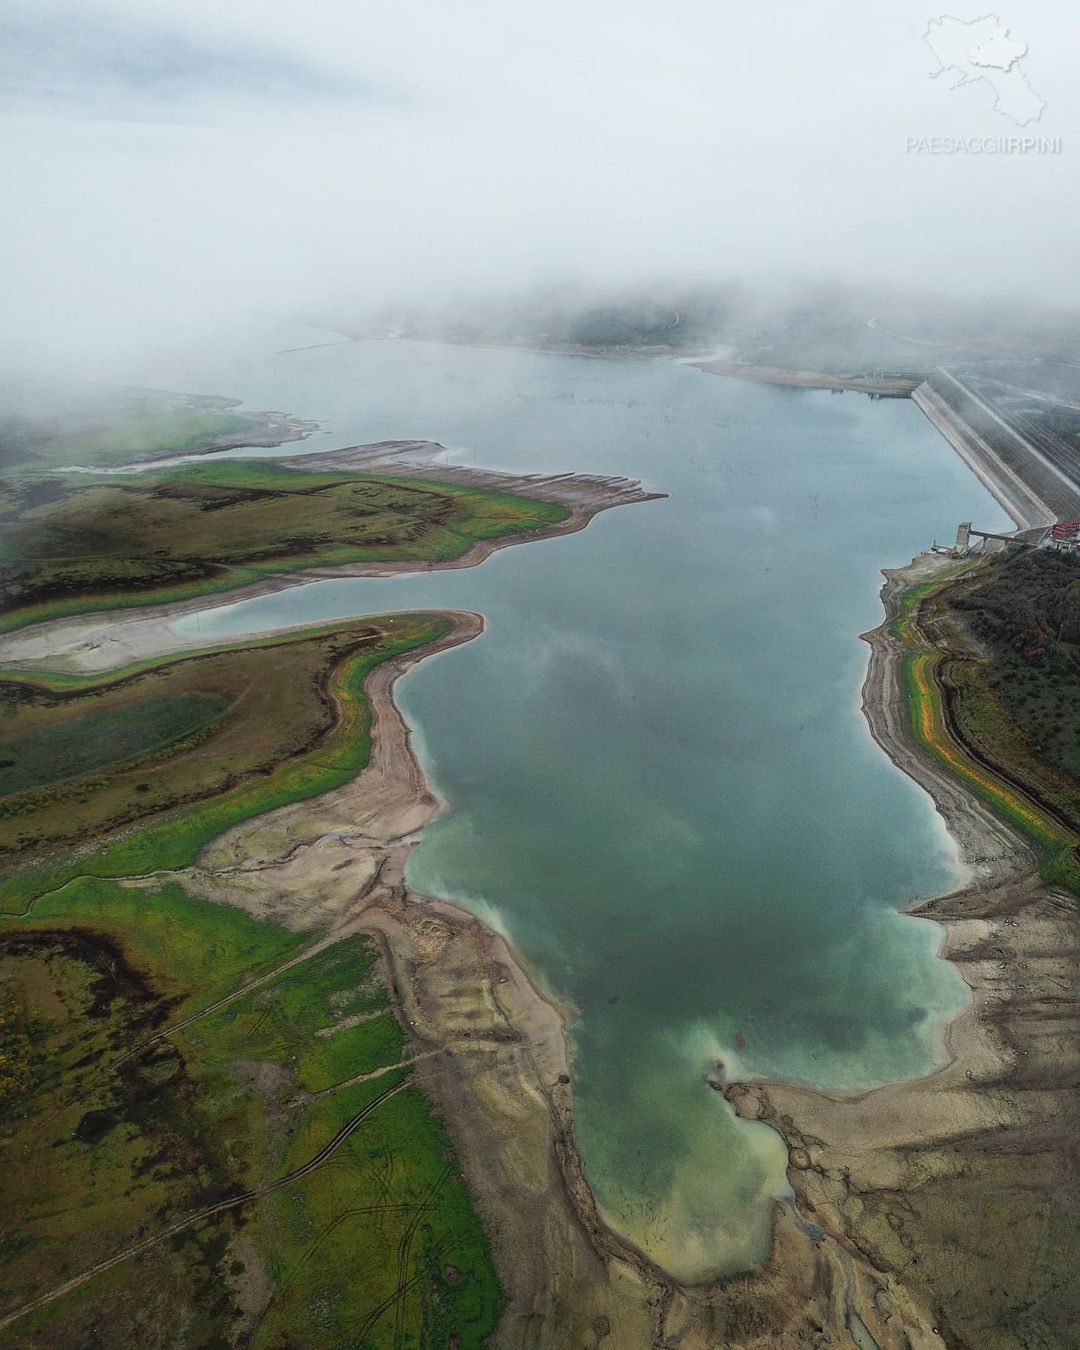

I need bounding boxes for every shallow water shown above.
[163,327,1011,1278]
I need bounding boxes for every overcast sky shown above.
[3,0,1077,368]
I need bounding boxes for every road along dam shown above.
[913,369,1080,529]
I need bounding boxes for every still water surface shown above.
[164,330,1010,1277]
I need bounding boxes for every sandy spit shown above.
[691,362,920,397]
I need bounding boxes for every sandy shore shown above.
[164,611,665,1343]
[722,551,1080,1347]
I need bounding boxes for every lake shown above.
[162,330,1010,1279]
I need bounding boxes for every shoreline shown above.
[317,357,1078,1342]
[171,611,668,1343]
[0,447,662,673]
[279,406,1077,1342]
[178,609,941,1347]
[17,359,1072,1338]
[10,405,1019,1341]
[722,548,1078,1344]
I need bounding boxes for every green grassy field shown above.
[0,386,561,1343]
[0,615,448,911]
[1,884,499,1347]
[0,612,502,1345]
[0,459,567,634]
[0,379,302,472]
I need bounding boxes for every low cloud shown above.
[2,0,1077,373]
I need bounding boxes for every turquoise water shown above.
[166,332,1011,1278]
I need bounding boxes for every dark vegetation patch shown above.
[0,978,32,1109]
[0,459,565,630]
[1,893,500,1347]
[0,924,248,1343]
[0,692,229,797]
[947,549,1080,785]
[0,928,165,1026]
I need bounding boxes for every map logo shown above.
[924,14,1045,125]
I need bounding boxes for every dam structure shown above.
[695,356,1080,533]
[912,367,1080,530]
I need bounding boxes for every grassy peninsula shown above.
[0,460,568,633]
[0,378,317,472]
[0,613,501,1345]
[0,615,453,910]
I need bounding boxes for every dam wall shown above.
[912,378,1069,529]
[697,357,1078,531]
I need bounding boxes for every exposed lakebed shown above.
[158,330,1011,1279]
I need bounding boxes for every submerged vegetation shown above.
[0,459,568,633]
